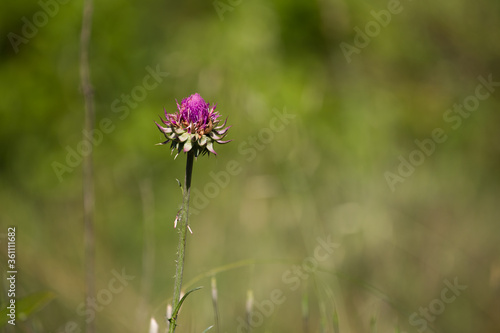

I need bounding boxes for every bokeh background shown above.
[1,0,500,332]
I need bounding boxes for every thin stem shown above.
[169,151,194,332]
[211,276,220,333]
[137,179,155,330]
[79,0,95,332]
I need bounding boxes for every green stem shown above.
[169,151,194,332]
[79,0,95,332]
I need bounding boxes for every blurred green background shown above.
[1,0,500,332]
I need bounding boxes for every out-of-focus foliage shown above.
[1,0,499,332]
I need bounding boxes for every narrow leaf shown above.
[171,286,202,321]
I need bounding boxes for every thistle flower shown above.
[155,93,231,158]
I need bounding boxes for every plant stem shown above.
[138,179,155,330]
[169,151,194,332]
[79,0,95,332]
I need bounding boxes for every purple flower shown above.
[155,93,231,158]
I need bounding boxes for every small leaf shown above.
[171,287,202,322]
[0,291,55,326]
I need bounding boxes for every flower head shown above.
[155,93,231,158]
